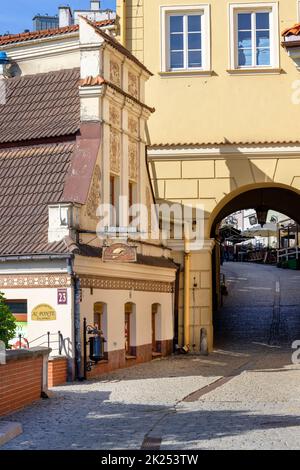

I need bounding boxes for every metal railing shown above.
[17,331,64,355]
[277,246,300,263]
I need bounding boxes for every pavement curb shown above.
[0,421,23,447]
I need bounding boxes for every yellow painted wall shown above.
[119,0,300,145]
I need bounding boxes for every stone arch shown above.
[208,182,300,239]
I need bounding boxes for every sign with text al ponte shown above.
[31,304,56,321]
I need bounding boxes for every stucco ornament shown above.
[128,139,138,181]
[86,164,101,220]
[110,129,121,174]
[128,72,138,98]
[109,104,121,128]
[128,115,138,136]
[110,60,121,86]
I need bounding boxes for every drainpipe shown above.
[67,258,84,381]
[184,238,190,348]
[120,0,126,46]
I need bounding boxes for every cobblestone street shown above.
[2,342,300,450]
[3,263,300,450]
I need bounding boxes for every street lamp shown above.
[256,206,268,227]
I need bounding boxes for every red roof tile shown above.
[79,75,155,112]
[0,142,74,256]
[282,23,300,37]
[0,68,80,144]
[0,19,115,46]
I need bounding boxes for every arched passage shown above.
[209,183,300,346]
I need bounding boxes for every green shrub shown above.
[0,292,16,348]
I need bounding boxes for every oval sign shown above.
[31,304,56,321]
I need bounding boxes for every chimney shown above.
[90,1,100,11]
[59,6,73,28]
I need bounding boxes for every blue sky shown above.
[0,0,116,34]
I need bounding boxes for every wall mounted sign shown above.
[31,304,56,321]
[102,243,137,263]
[57,288,68,305]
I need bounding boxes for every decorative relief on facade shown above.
[80,275,174,293]
[0,274,71,289]
[128,71,139,98]
[128,139,138,181]
[110,60,121,86]
[128,115,139,137]
[109,104,121,128]
[110,128,121,174]
[86,164,101,220]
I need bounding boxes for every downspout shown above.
[120,0,127,46]
[184,238,190,348]
[67,258,84,381]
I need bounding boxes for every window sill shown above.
[227,68,282,75]
[159,70,214,78]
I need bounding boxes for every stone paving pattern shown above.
[2,263,300,450]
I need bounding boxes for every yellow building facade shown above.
[117,0,300,351]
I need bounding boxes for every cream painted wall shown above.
[81,287,174,351]
[2,286,74,357]
[121,0,300,145]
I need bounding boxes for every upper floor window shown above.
[229,3,279,71]
[161,5,211,73]
[169,13,202,69]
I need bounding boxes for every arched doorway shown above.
[93,302,108,352]
[209,184,300,347]
[124,302,136,356]
[151,303,162,353]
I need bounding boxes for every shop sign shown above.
[31,304,56,321]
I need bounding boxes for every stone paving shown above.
[2,344,300,450]
[3,263,300,450]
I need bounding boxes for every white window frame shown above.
[160,4,211,73]
[229,3,279,70]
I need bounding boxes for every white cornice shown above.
[147,144,300,160]
[4,36,80,61]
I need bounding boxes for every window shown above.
[110,174,120,225]
[93,302,103,330]
[161,5,210,73]
[6,300,27,322]
[229,3,279,70]
[169,13,202,69]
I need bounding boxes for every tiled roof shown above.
[282,23,300,37]
[79,75,155,112]
[0,19,115,46]
[0,142,74,256]
[149,140,300,148]
[75,244,178,269]
[0,68,80,144]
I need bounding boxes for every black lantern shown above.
[256,206,268,227]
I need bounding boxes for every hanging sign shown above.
[31,304,56,321]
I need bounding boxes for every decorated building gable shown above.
[0,16,176,378]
